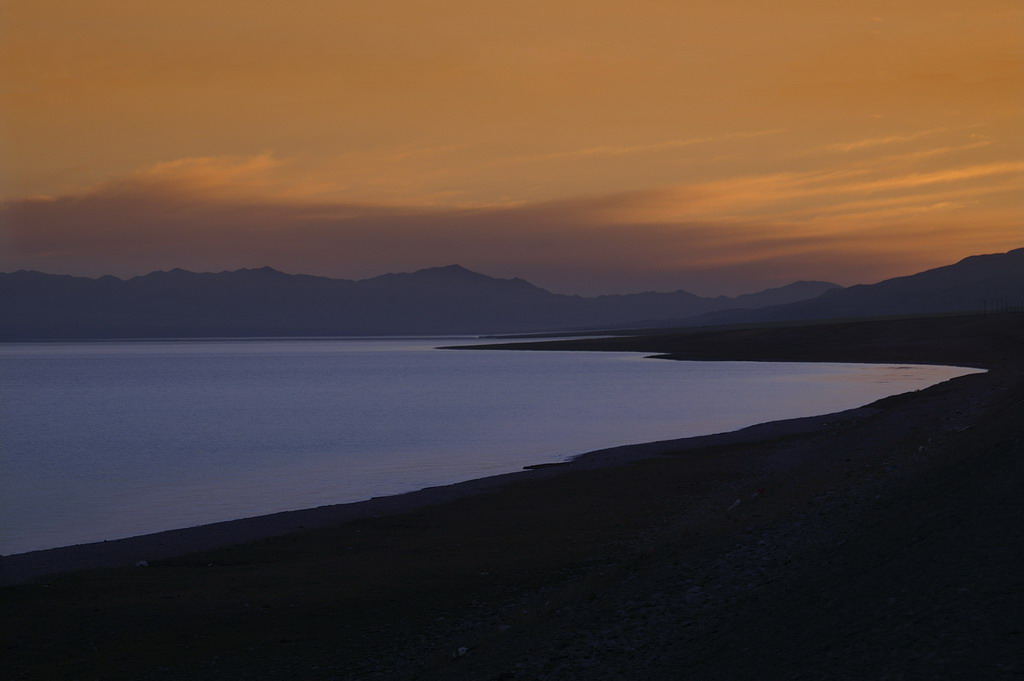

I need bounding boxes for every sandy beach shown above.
[3,312,1022,680]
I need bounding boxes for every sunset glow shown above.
[2,0,1021,294]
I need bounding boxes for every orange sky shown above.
[1,0,1021,294]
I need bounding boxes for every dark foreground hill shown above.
[3,312,1022,680]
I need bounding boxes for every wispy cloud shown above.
[786,179,1022,220]
[391,144,469,160]
[821,128,947,153]
[636,159,1024,225]
[866,139,996,165]
[508,129,788,163]
[831,161,1024,195]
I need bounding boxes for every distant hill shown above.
[675,248,1024,327]
[0,264,839,339]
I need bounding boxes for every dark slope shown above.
[677,247,1024,327]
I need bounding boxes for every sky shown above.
[1,0,1021,296]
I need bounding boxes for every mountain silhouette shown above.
[673,248,1024,327]
[1,265,838,339]
[6,249,1021,339]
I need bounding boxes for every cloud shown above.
[508,129,788,164]
[821,128,947,153]
[2,155,1020,296]
[636,157,1024,227]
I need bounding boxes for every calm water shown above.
[0,338,980,555]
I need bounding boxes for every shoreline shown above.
[4,312,1022,680]
[0,312,1009,581]
[1,353,972,574]
[0,401,883,586]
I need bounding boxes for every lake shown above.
[0,338,980,555]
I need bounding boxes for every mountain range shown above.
[1,248,1021,339]
[674,247,1024,328]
